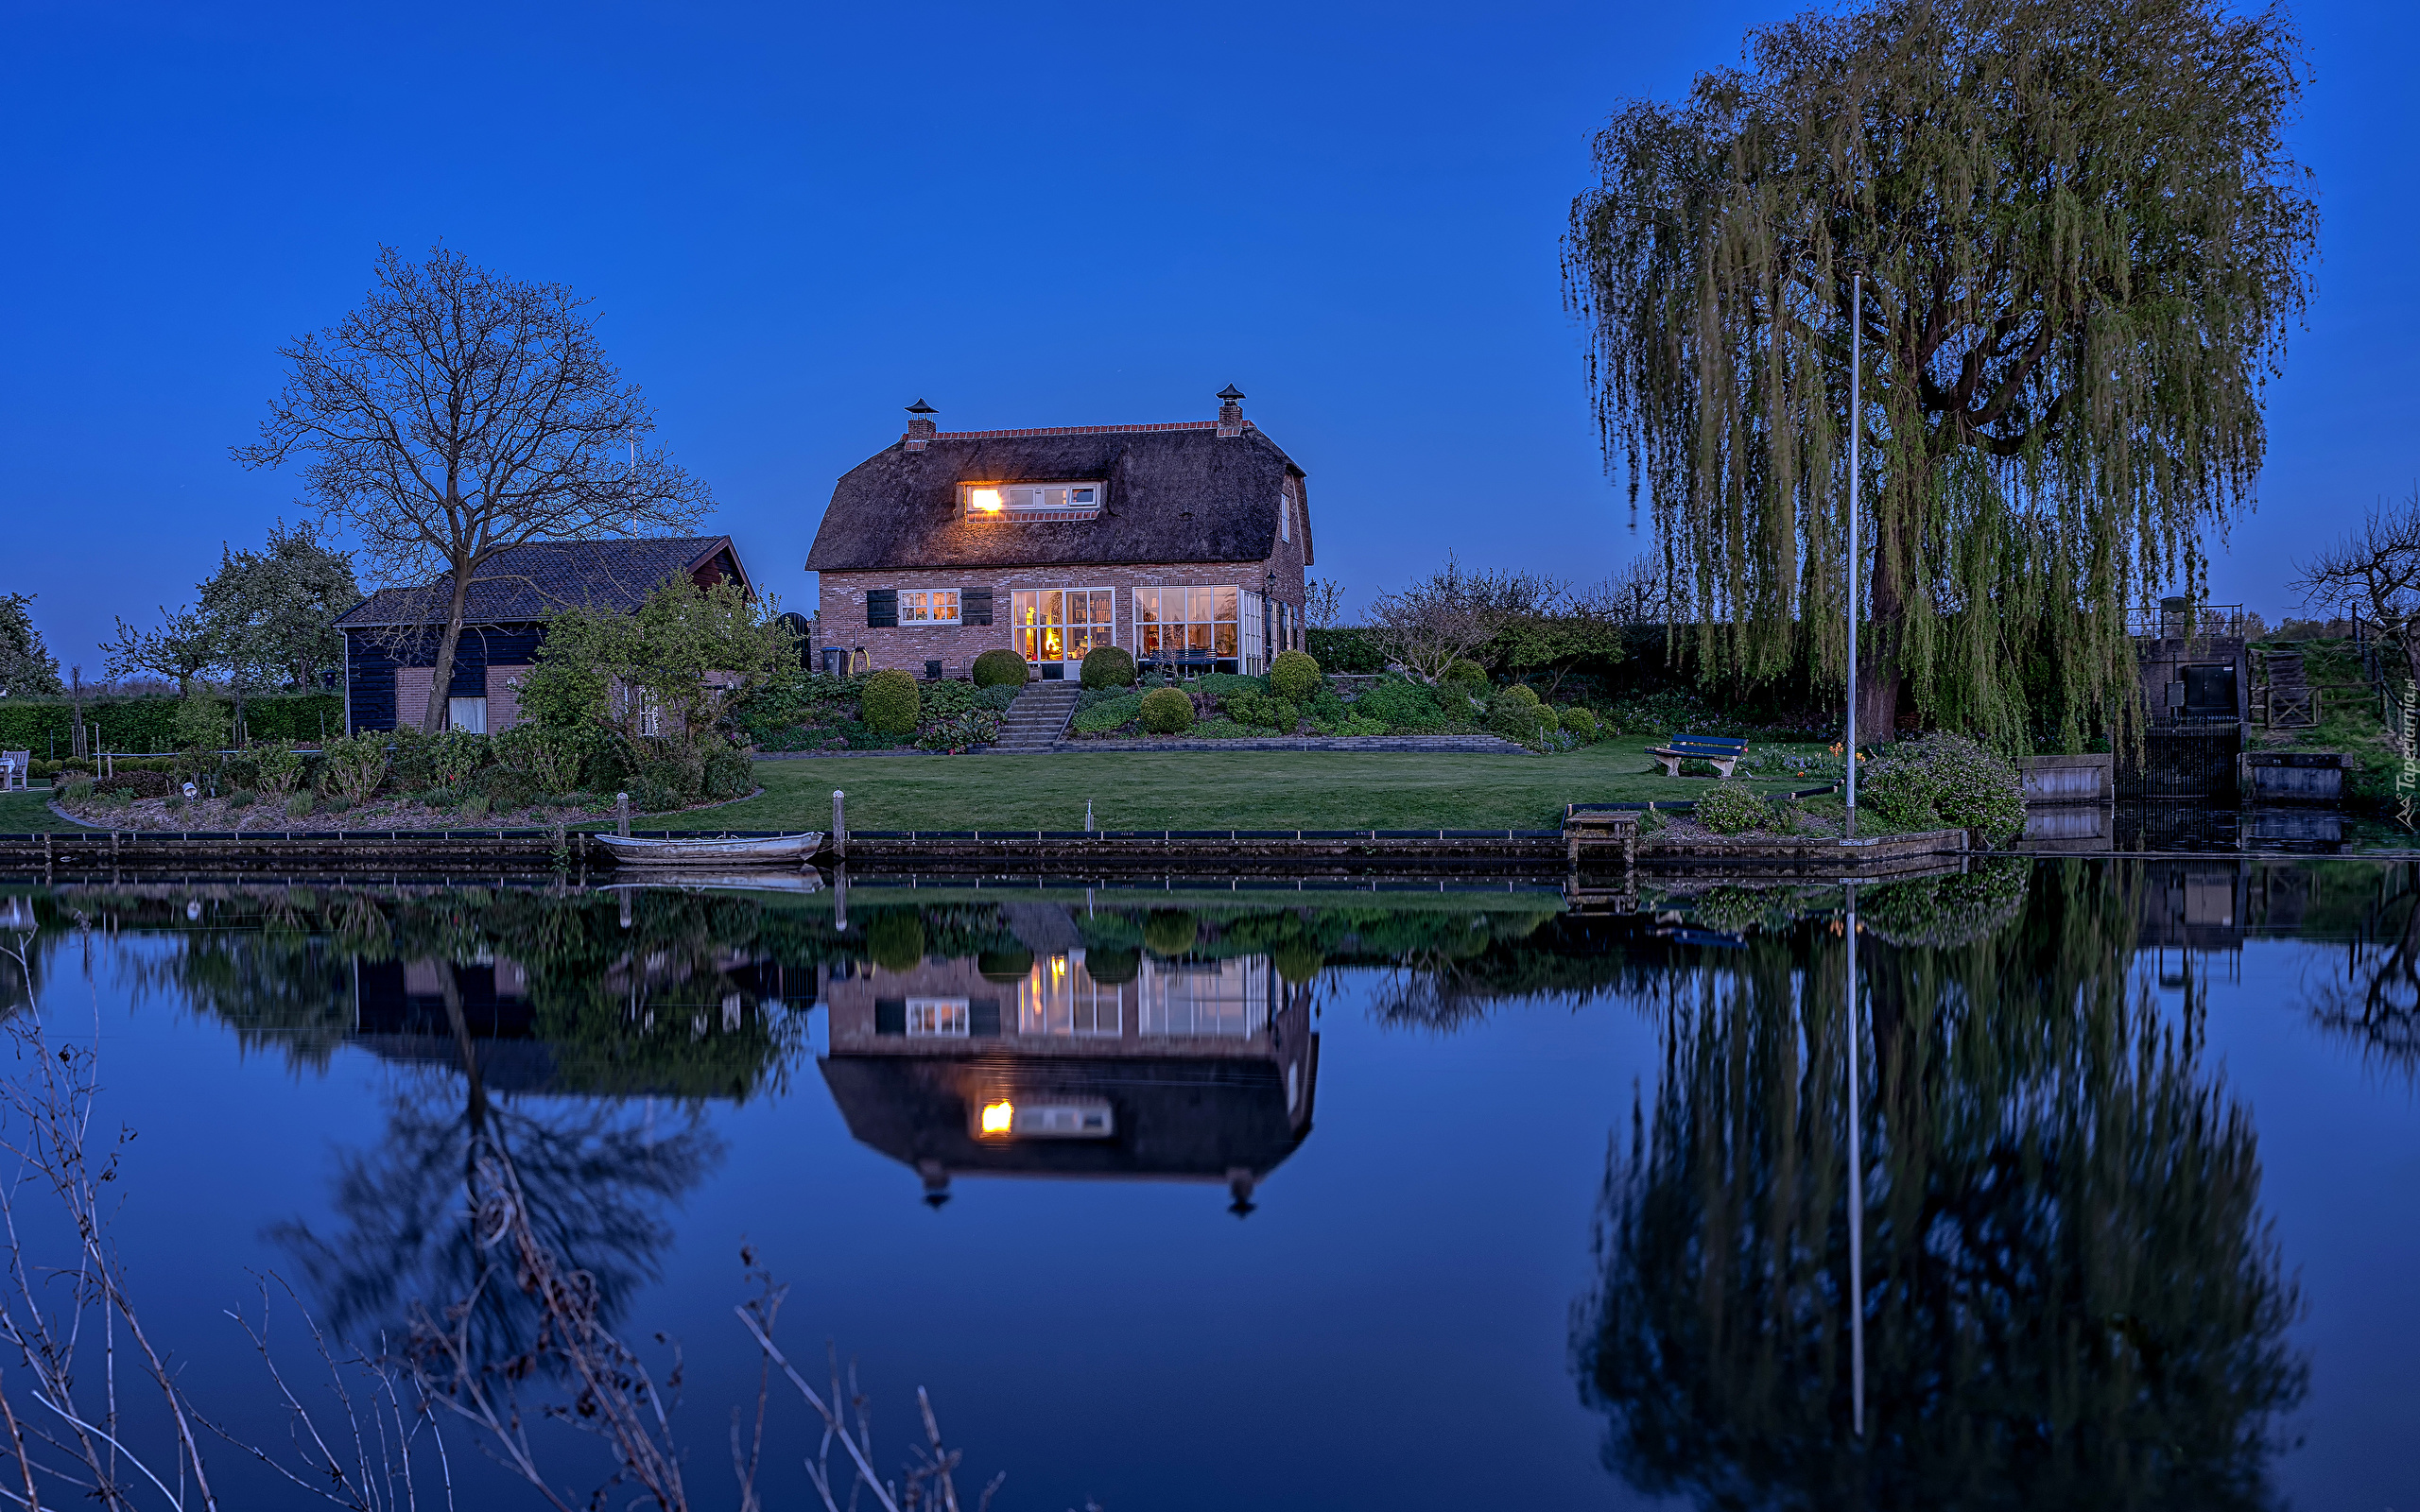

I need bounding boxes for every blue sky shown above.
[4,0,2413,670]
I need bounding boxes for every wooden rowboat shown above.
[593,831,822,868]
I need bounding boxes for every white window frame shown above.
[961,481,1105,519]
[1280,493,1292,543]
[898,589,961,626]
[448,696,488,734]
[906,998,970,1037]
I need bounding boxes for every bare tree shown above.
[1366,559,1559,682]
[234,247,713,733]
[2293,490,2420,695]
[1302,577,1347,631]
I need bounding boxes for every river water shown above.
[0,860,2412,1509]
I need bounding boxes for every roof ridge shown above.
[915,421,1258,441]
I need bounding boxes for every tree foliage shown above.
[1565,0,2316,751]
[196,519,360,693]
[533,576,786,748]
[0,593,63,698]
[235,246,712,734]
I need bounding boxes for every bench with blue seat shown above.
[1648,735,1749,780]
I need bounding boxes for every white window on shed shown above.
[448,696,487,733]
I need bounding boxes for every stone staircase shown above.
[990,680,1080,751]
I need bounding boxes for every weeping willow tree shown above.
[1564,0,2316,752]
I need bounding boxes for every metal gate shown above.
[2116,723,2241,801]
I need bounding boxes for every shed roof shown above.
[335,536,747,628]
[804,422,1310,573]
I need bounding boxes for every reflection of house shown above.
[351,952,780,1099]
[819,950,1319,1210]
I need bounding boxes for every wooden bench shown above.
[0,751,26,794]
[1563,804,1640,869]
[1648,736,1748,780]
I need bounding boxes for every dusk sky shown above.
[5,0,2413,671]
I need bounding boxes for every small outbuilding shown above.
[804,388,1313,679]
[334,536,752,734]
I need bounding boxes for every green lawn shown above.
[0,789,82,833]
[663,736,1829,833]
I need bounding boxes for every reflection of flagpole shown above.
[1845,882,1866,1438]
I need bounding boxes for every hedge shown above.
[0,693,344,755]
[1306,627,1386,674]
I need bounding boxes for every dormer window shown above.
[962,482,1104,522]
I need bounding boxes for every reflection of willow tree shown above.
[1577,863,2306,1508]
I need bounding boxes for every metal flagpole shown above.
[1846,272,1862,839]
[1845,881,1866,1439]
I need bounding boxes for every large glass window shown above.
[1017,956,1124,1036]
[906,998,969,1037]
[1011,589,1114,665]
[1139,956,1270,1038]
[1133,586,1241,666]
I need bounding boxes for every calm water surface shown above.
[0,861,2414,1509]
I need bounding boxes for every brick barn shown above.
[804,387,1312,679]
[335,536,753,734]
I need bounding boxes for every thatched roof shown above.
[804,422,1310,573]
[336,536,748,628]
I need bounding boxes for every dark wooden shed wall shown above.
[345,624,547,733]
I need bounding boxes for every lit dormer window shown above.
[962,482,1104,521]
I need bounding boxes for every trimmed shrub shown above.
[860,669,921,735]
[1559,707,1600,743]
[978,948,1035,984]
[1085,947,1141,986]
[1072,694,1144,734]
[1080,645,1136,690]
[1270,649,1322,702]
[1305,626,1386,674]
[1139,688,1195,734]
[1222,689,1298,732]
[864,913,925,972]
[972,649,1029,689]
[1863,733,2026,841]
[1440,660,1491,696]
[1271,941,1326,984]
[1142,910,1198,956]
[1494,683,1541,709]
[1694,782,1770,835]
[1487,698,1550,748]
[94,769,171,799]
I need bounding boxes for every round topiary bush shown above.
[864,913,925,972]
[977,948,1035,984]
[1084,946,1141,985]
[1271,940,1326,984]
[1440,660,1491,696]
[972,649,1030,688]
[860,668,922,734]
[1270,649,1322,702]
[1693,782,1771,835]
[1560,706,1600,742]
[1142,910,1198,956]
[1495,683,1541,709]
[1080,645,1136,690]
[1139,687,1195,734]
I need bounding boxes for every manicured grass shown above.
[0,789,83,833]
[663,736,1828,833]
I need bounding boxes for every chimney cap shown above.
[1216,384,1245,403]
[905,398,938,415]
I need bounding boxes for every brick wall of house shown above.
[486,664,529,732]
[819,550,1310,677]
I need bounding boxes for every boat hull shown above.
[594,832,822,868]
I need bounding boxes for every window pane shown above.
[1213,586,1238,624]
[1215,621,1237,656]
[1136,589,1159,626]
[1188,623,1212,651]
[1040,591,1063,625]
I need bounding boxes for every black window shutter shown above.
[874,999,907,1035]
[962,588,994,627]
[866,590,898,627]
[969,998,1001,1037]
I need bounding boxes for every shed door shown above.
[2183,664,2236,717]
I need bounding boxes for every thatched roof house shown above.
[804,389,1313,679]
[336,536,752,734]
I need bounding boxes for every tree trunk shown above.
[424,568,475,733]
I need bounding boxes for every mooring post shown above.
[833,864,849,932]
[832,789,847,861]
[615,792,631,837]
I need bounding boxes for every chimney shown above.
[1216,384,1245,438]
[905,398,938,451]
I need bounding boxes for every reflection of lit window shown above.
[898,590,960,625]
[1018,955,1123,1036]
[973,1099,1114,1139]
[907,998,970,1037]
[979,1100,1013,1135]
[1140,956,1270,1037]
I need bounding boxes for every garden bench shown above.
[1647,735,1749,780]
[0,751,26,793]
